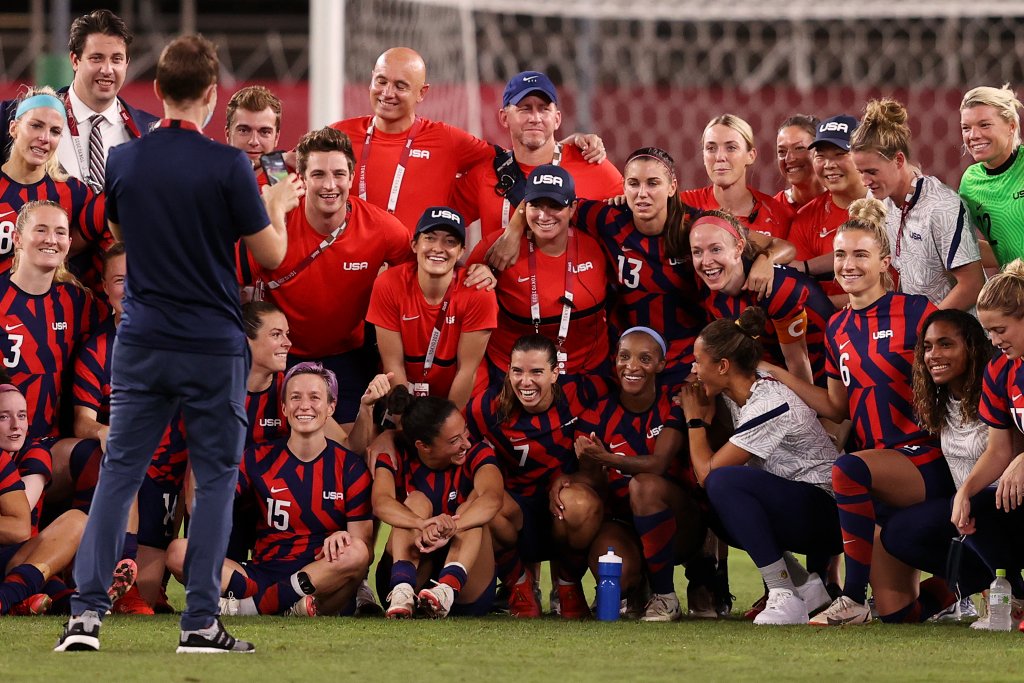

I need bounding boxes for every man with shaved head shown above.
[330,47,605,235]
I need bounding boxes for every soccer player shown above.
[958,85,1024,268]
[681,308,840,625]
[952,263,1024,631]
[573,328,708,621]
[368,207,497,409]
[682,114,793,240]
[57,35,300,654]
[775,115,824,213]
[763,198,951,626]
[225,85,282,176]
[468,165,609,380]
[787,115,868,304]
[850,98,984,311]
[689,211,834,386]
[879,310,994,623]
[373,396,503,618]
[167,363,373,618]
[466,334,606,619]
[0,9,158,187]
[452,70,621,251]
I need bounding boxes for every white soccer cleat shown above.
[754,588,809,626]
[218,593,258,617]
[418,583,454,619]
[808,595,872,626]
[286,594,318,617]
[971,597,1024,630]
[794,573,832,615]
[640,592,682,622]
[386,583,416,619]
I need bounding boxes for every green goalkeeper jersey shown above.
[959,145,1024,267]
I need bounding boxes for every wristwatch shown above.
[686,418,707,430]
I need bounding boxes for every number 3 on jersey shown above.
[3,333,22,369]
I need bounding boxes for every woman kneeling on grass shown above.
[167,363,374,616]
[373,396,503,618]
[681,307,840,625]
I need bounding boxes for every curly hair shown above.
[911,309,991,433]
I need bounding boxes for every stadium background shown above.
[3,1,1024,193]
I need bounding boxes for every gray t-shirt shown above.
[941,396,989,489]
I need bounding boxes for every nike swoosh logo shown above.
[523,76,538,82]
[517,276,531,283]
[270,486,287,494]
[1014,394,1023,401]
[827,615,862,626]
[4,324,23,332]
[609,442,627,450]
[621,247,633,253]
[843,539,855,544]
[818,227,837,238]
[0,210,13,219]
[402,315,420,321]
[839,340,851,350]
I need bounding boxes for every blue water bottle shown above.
[596,547,622,621]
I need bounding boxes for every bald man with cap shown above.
[330,47,605,234]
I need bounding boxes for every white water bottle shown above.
[989,569,1012,632]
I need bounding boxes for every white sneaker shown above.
[808,595,872,626]
[286,594,317,617]
[218,593,258,617]
[418,583,454,618]
[386,583,416,619]
[971,597,1024,630]
[794,574,831,615]
[929,599,960,622]
[960,596,979,619]
[640,592,682,622]
[754,588,809,626]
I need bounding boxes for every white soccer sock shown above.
[759,559,796,591]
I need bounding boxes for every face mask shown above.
[202,103,214,129]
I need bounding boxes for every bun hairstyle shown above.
[839,197,894,291]
[398,396,459,449]
[373,384,413,430]
[12,85,68,182]
[677,209,765,263]
[978,258,1024,320]
[961,84,1023,147]
[703,114,755,152]
[242,300,284,340]
[850,98,911,161]
[697,306,766,376]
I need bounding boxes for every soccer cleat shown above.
[286,594,318,617]
[640,592,682,622]
[556,582,590,620]
[153,587,175,614]
[10,593,51,616]
[972,597,1024,630]
[960,596,979,619]
[754,588,809,626]
[507,571,542,619]
[385,582,416,619]
[177,618,255,654]
[548,586,560,616]
[930,599,961,622]
[354,579,384,617]
[686,583,718,619]
[743,592,768,621]
[54,610,102,652]
[712,566,734,617]
[418,583,455,619]
[107,558,138,605]
[794,574,833,616]
[808,596,873,626]
[219,593,258,617]
[111,584,155,615]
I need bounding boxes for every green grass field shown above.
[0,550,1017,683]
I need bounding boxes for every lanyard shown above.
[265,203,350,291]
[501,143,563,228]
[527,226,577,349]
[155,119,199,132]
[358,117,423,214]
[894,176,922,258]
[421,274,458,377]
[64,93,141,192]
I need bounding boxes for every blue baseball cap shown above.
[414,206,466,244]
[523,165,575,207]
[809,114,859,152]
[502,71,559,107]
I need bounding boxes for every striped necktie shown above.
[88,114,105,193]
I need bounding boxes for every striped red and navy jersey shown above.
[980,353,1024,433]
[466,375,607,497]
[246,372,288,447]
[825,291,938,450]
[72,317,189,486]
[574,200,707,380]
[0,171,110,294]
[237,438,374,564]
[0,449,24,497]
[701,261,835,384]
[375,440,500,516]
[16,437,53,534]
[576,385,695,501]
[0,272,102,438]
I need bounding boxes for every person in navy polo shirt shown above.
[55,34,301,655]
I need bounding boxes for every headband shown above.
[621,326,668,358]
[626,153,675,176]
[15,94,67,124]
[692,214,743,243]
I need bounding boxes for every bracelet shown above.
[803,260,811,276]
[686,418,708,430]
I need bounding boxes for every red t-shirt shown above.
[680,185,792,239]
[366,262,498,398]
[329,116,493,233]
[452,145,623,247]
[246,196,412,358]
[468,230,610,375]
[789,192,848,297]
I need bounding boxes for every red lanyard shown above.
[64,92,141,191]
[421,274,458,377]
[264,203,350,293]
[155,119,200,132]
[357,117,424,214]
[527,227,577,349]
[894,176,921,258]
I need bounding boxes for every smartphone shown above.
[259,152,288,185]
